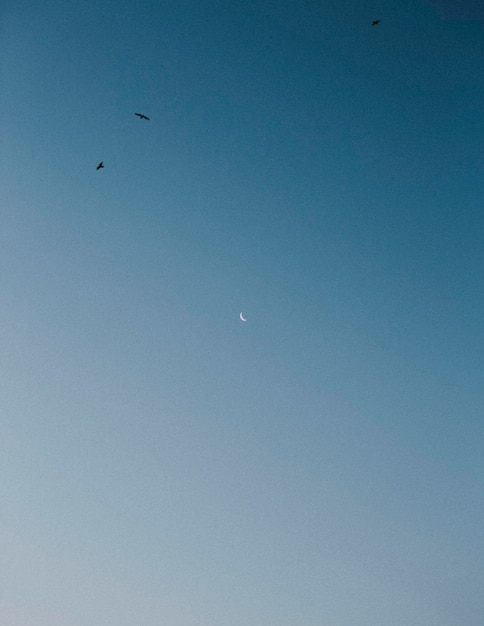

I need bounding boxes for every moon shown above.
[239,312,247,322]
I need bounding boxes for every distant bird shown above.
[96,161,104,170]
[371,19,381,26]
[135,112,150,120]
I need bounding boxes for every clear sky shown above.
[1,1,483,624]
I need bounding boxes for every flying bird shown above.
[371,19,381,26]
[135,112,150,120]
[96,161,104,170]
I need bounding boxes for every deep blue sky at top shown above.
[1,1,483,625]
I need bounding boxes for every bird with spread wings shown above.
[135,112,150,120]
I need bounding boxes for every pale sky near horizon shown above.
[1,1,483,624]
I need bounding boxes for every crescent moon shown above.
[239,312,247,322]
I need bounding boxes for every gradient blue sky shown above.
[1,1,483,624]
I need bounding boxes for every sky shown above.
[1,1,483,624]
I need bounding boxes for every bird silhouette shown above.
[135,112,150,120]
[96,161,104,170]
[372,19,381,26]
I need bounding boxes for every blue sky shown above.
[1,1,483,624]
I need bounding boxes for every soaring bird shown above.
[371,19,381,26]
[135,112,150,120]
[96,161,104,170]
